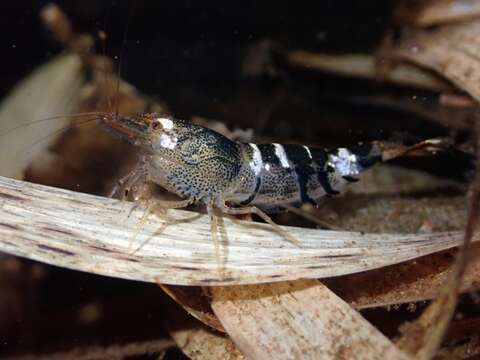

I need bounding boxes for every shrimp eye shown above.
[151,121,161,130]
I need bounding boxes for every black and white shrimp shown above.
[98,112,447,254]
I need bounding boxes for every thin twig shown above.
[3,338,175,360]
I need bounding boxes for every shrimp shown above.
[97,112,448,272]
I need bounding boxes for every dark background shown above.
[2,0,468,177]
[2,0,393,140]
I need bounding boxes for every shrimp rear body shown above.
[229,142,380,212]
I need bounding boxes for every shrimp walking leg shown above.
[219,204,300,246]
[129,197,194,255]
[207,203,224,277]
[128,199,153,253]
[108,161,148,200]
[153,198,193,209]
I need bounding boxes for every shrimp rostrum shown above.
[98,112,447,263]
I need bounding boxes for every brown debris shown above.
[40,4,74,46]
[326,195,467,233]
[394,0,480,27]
[159,284,225,332]
[328,244,480,309]
[166,308,244,360]
[374,137,451,162]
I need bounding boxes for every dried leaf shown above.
[287,51,450,91]
[0,176,476,286]
[395,19,480,102]
[0,54,84,178]
[395,0,480,27]
[211,280,410,360]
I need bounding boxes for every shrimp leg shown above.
[218,203,300,246]
[207,203,224,277]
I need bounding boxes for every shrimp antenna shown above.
[17,116,99,158]
[100,5,112,112]
[115,1,135,120]
[0,112,104,137]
